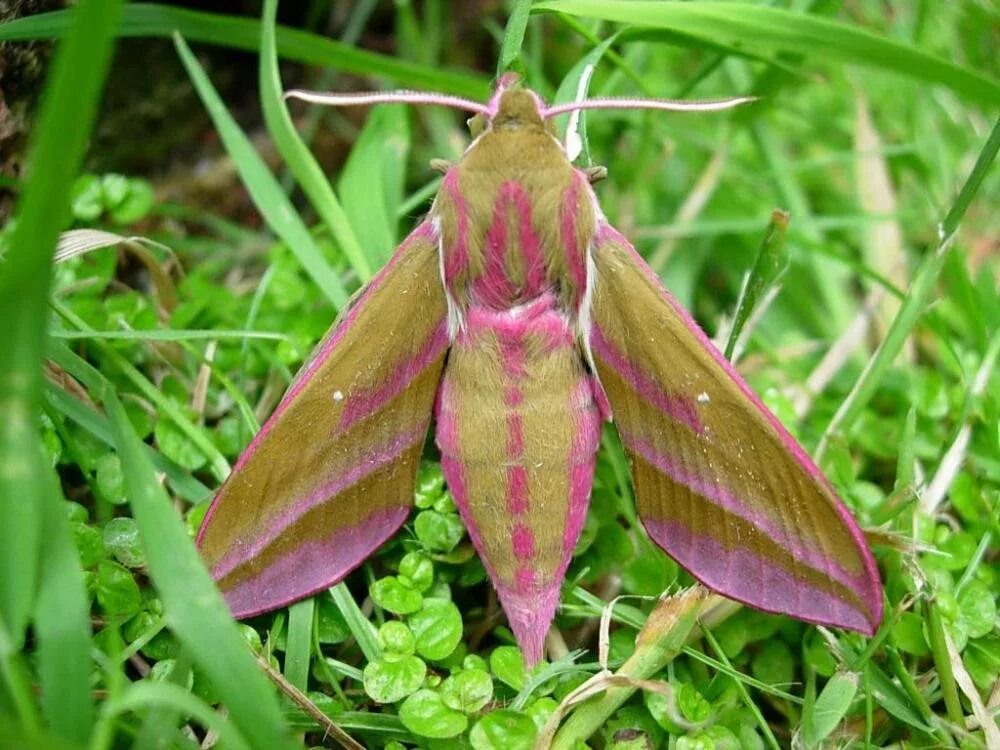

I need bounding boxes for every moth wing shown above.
[588,227,882,634]
[198,225,450,617]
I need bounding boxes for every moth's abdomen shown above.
[434,293,602,663]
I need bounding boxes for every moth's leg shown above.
[430,158,453,175]
[583,166,607,184]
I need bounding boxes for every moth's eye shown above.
[467,114,487,138]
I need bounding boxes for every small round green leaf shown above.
[154,419,207,471]
[399,689,468,738]
[751,639,794,686]
[110,178,154,223]
[101,173,130,207]
[414,465,445,508]
[103,517,144,568]
[65,501,89,524]
[801,671,859,746]
[525,696,558,728]
[677,683,712,724]
[70,174,103,220]
[363,655,426,704]
[489,646,526,690]
[399,551,434,592]
[95,453,126,505]
[414,509,466,552]
[441,668,493,713]
[433,490,457,514]
[315,598,351,644]
[378,620,416,656]
[72,522,105,568]
[469,709,537,750]
[370,576,423,615]
[956,580,996,639]
[96,559,142,616]
[409,598,463,660]
[965,635,1000,691]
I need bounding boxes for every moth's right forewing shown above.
[588,226,883,635]
[198,224,449,618]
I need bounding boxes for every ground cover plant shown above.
[0,1,998,748]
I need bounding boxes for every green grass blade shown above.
[51,302,231,482]
[535,1,1000,103]
[800,671,860,747]
[32,467,94,741]
[99,378,294,749]
[0,0,122,653]
[551,32,622,165]
[285,599,314,694]
[497,0,532,77]
[51,329,288,342]
[0,3,489,99]
[337,105,410,263]
[818,117,1000,457]
[259,0,373,281]
[702,627,781,750]
[101,681,251,750]
[724,209,789,360]
[173,32,349,309]
[42,377,210,504]
[328,584,380,663]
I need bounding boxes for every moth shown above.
[197,75,883,664]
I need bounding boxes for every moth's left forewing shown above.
[198,225,449,618]
[587,226,883,634]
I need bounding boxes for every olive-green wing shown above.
[197,225,449,617]
[588,226,882,634]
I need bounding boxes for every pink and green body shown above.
[196,79,883,665]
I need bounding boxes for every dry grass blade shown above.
[853,89,911,357]
[943,630,1000,747]
[920,330,1000,515]
[253,652,364,750]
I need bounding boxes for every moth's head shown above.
[466,73,552,138]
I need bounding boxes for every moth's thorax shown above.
[434,111,597,316]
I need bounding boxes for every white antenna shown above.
[542,96,756,118]
[284,89,492,116]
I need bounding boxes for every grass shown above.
[1,1,998,748]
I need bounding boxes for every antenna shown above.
[284,89,492,117]
[542,96,756,118]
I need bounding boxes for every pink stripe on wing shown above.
[643,518,876,635]
[591,326,703,433]
[229,223,436,474]
[595,223,882,615]
[212,426,426,580]
[338,322,449,430]
[223,506,410,619]
[622,429,876,604]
